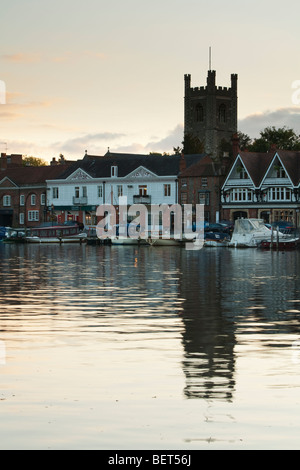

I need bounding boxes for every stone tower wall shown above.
[184,70,238,159]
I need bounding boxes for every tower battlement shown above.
[184,70,238,159]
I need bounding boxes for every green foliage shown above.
[182,133,204,154]
[240,126,300,152]
[23,156,47,166]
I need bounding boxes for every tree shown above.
[173,146,183,155]
[249,126,300,152]
[23,156,47,166]
[237,131,252,151]
[182,133,204,154]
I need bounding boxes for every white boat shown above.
[229,218,288,248]
[25,224,87,244]
[110,236,149,245]
[204,231,230,247]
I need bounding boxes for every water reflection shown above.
[1,243,300,406]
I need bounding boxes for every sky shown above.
[1,0,300,163]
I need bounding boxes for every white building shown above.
[221,149,300,225]
[46,151,203,227]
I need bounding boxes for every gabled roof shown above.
[179,154,221,177]
[275,150,300,185]
[238,151,273,187]
[0,164,72,186]
[55,152,206,180]
[223,149,300,188]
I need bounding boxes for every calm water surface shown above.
[0,242,300,449]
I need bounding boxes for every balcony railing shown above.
[133,195,151,204]
[73,196,88,205]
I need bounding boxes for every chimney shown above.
[179,153,186,174]
[232,133,240,158]
[0,153,7,171]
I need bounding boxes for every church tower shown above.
[184,70,238,159]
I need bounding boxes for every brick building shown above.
[178,153,228,223]
[0,162,72,227]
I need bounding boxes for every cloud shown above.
[145,124,184,153]
[52,132,126,156]
[2,125,185,163]
[239,107,300,138]
[0,96,54,121]
[1,53,41,63]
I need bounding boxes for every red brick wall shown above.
[0,187,47,227]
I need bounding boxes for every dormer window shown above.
[274,164,286,178]
[236,165,248,179]
[111,166,118,177]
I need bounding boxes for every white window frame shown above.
[117,185,123,197]
[230,188,253,202]
[268,187,292,201]
[164,184,171,197]
[111,166,118,177]
[20,194,25,206]
[3,195,11,207]
[53,187,59,199]
[28,210,39,222]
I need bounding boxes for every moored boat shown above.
[259,238,300,250]
[110,236,149,245]
[25,224,87,243]
[229,218,289,248]
[147,237,183,246]
[204,231,230,247]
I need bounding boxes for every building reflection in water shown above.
[178,249,236,401]
[1,243,300,406]
[178,248,300,402]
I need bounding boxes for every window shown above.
[98,185,103,198]
[219,104,226,123]
[230,189,253,202]
[181,193,187,204]
[268,187,291,201]
[275,166,286,178]
[201,177,208,187]
[82,186,87,198]
[3,195,11,207]
[164,184,171,197]
[239,168,248,179]
[20,195,25,206]
[19,213,25,225]
[75,187,80,198]
[111,166,118,177]
[31,194,36,206]
[53,187,59,199]
[41,194,46,205]
[195,104,204,122]
[28,211,39,222]
[198,191,210,205]
[117,185,123,197]
[181,179,187,189]
[139,185,147,196]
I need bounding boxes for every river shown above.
[0,242,300,449]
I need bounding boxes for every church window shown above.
[195,104,204,122]
[218,104,226,123]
